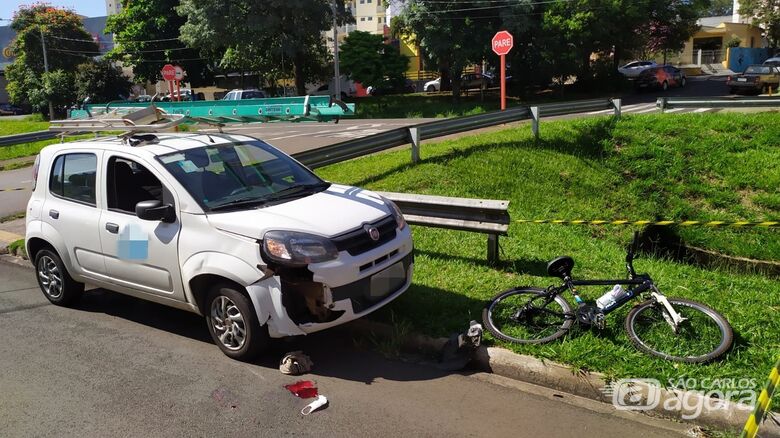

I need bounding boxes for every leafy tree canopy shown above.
[105,0,212,86]
[75,59,133,103]
[6,4,98,109]
[740,0,780,48]
[177,0,351,95]
[339,31,409,87]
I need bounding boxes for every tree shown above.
[75,59,133,103]
[105,0,212,86]
[5,4,98,115]
[739,0,780,48]
[705,0,734,16]
[339,31,409,88]
[177,0,351,95]
[394,1,500,98]
[643,0,705,64]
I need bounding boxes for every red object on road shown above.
[284,380,319,399]
[161,64,176,82]
[491,30,514,111]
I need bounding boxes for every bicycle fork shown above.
[651,287,688,332]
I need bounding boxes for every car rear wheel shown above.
[205,283,268,361]
[35,249,84,306]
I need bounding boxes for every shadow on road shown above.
[73,286,458,385]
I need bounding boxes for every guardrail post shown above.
[657,98,666,112]
[530,106,540,140]
[612,98,621,119]
[488,234,499,265]
[409,127,421,163]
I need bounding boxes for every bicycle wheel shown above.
[483,287,574,344]
[625,297,733,363]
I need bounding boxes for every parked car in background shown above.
[161,89,194,101]
[222,89,268,100]
[634,65,686,91]
[727,64,780,94]
[0,103,25,115]
[618,60,657,78]
[131,95,153,103]
[424,77,441,93]
[763,57,780,67]
[366,79,416,96]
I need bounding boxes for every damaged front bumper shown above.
[246,226,414,338]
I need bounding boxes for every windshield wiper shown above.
[261,182,330,202]
[209,197,269,211]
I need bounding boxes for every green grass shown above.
[6,239,26,259]
[0,114,48,136]
[316,113,780,393]
[0,134,101,162]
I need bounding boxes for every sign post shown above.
[161,64,176,101]
[174,65,185,102]
[491,30,513,110]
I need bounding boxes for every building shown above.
[106,0,123,16]
[664,0,767,71]
[325,0,388,54]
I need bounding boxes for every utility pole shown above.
[40,27,54,119]
[331,0,342,99]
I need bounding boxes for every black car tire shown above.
[680,77,686,87]
[662,81,669,91]
[426,85,436,93]
[34,248,84,306]
[205,283,268,361]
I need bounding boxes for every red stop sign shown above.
[492,30,514,56]
[161,64,176,81]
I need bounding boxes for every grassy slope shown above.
[316,113,780,389]
[0,114,48,137]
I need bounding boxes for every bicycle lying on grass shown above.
[482,232,734,363]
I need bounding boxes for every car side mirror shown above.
[135,200,175,223]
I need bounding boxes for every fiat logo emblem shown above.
[366,226,380,241]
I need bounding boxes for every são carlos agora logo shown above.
[117,223,149,260]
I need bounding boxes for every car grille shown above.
[331,252,413,313]
[331,215,397,256]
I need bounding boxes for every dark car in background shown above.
[727,64,780,94]
[635,65,686,91]
[0,104,25,116]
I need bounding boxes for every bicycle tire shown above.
[624,297,733,363]
[483,287,573,344]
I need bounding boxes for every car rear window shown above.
[49,153,97,206]
[745,65,771,74]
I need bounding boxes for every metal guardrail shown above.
[295,98,619,169]
[377,191,510,264]
[0,130,57,147]
[657,96,780,110]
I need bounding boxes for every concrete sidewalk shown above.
[0,217,25,252]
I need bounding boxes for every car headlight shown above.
[381,197,407,230]
[262,230,339,265]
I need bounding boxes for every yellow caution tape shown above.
[741,357,780,438]
[516,219,779,228]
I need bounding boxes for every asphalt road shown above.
[0,260,691,437]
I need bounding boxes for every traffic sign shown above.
[492,30,513,56]
[161,64,176,81]
[174,65,185,81]
[491,30,513,111]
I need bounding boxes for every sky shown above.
[1,0,106,21]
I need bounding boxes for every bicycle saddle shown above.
[547,256,574,279]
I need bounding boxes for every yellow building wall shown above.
[664,22,763,67]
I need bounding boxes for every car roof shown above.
[42,133,260,159]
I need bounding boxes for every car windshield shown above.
[157,140,329,211]
[745,65,771,74]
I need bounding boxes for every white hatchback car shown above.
[25,133,414,360]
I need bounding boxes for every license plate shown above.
[737,78,747,82]
[369,262,406,299]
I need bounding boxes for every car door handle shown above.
[105,223,119,234]
[49,209,59,219]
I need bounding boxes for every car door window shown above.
[49,153,97,206]
[106,156,164,214]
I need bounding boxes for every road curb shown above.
[346,319,780,435]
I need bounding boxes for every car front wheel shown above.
[205,283,268,361]
[426,85,436,93]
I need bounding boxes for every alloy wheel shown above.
[210,296,247,351]
[37,256,63,299]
